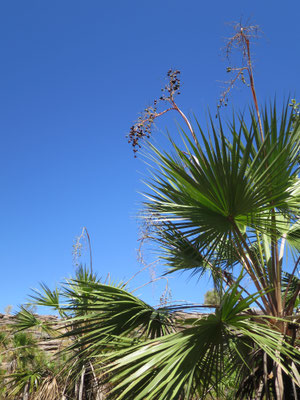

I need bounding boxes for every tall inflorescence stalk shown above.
[219,22,264,141]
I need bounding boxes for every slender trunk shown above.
[78,365,86,400]
[89,361,107,400]
[291,362,300,398]
[75,380,79,398]
[263,351,270,400]
[255,380,264,400]
[22,383,29,400]
[274,362,284,400]
[292,378,298,400]
[89,361,104,399]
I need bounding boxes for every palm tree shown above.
[59,101,299,399]
[13,24,300,399]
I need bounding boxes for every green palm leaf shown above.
[101,284,299,400]
[60,280,175,356]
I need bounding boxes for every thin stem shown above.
[263,351,270,400]
[170,99,200,148]
[124,260,158,286]
[231,221,273,314]
[83,227,93,275]
[274,361,284,400]
[254,230,274,309]
[131,276,169,293]
[256,230,265,270]
[241,29,264,143]
[78,365,86,400]
[155,107,174,118]
[245,230,269,292]
[240,229,276,315]
[270,213,282,316]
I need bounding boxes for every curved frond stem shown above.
[271,212,282,316]
[255,229,270,288]
[245,232,269,293]
[231,220,273,314]
[255,229,278,313]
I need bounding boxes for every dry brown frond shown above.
[34,376,60,400]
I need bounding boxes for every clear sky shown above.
[0,0,299,313]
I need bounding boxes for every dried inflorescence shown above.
[218,23,260,111]
[127,69,181,156]
[160,69,181,101]
[225,23,260,60]
[127,105,158,156]
[217,66,248,110]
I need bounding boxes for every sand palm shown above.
[55,103,299,399]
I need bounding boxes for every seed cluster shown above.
[160,69,181,101]
[127,106,157,156]
[127,69,181,156]
[217,67,248,113]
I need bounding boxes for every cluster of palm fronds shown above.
[0,268,108,399]
[1,100,299,399]
[0,325,65,399]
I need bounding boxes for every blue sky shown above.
[0,1,299,313]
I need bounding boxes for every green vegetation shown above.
[0,328,63,399]
[203,290,220,306]
[1,23,299,399]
